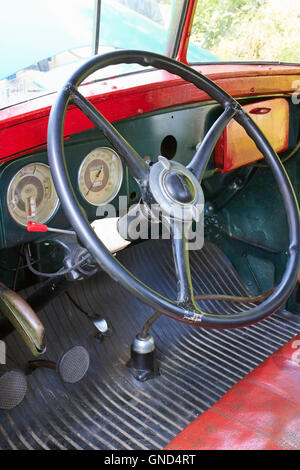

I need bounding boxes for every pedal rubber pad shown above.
[57,346,90,384]
[0,370,27,410]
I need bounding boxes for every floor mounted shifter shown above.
[127,334,159,382]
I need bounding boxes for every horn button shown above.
[147,156,204,222]
[163,171,196,204]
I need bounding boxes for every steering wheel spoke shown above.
[170,220,195,305]
[69,86,148,184]
[187,105,237,181]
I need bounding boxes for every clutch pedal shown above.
[0,370,27,410]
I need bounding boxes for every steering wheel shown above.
[47,50,300,329]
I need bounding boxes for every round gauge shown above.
[78,147,123,206]
[7,163,59,227]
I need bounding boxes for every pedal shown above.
[57,346,90,383]
[28,345,90,384]
[0,370,27,410]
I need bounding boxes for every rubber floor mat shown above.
[0,239,299,449]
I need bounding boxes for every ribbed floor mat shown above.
[0,239,299,450]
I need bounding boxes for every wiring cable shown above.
[24,244,91,278]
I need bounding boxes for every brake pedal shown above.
[0,370,27,410]
[28,346,90,384]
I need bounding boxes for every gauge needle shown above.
[25,196,36,218]
[25,197,30,217]
[85,167,103,196]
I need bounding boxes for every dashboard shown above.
[0,101,217,248]
[0,96,296,249]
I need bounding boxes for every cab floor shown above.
[1,239,299,450]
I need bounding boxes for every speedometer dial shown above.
[78,147,123,206]
[7,163,59,227]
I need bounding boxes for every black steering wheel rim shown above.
[47,50,300,328]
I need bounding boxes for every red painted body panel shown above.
[165,334,300,450]
[0,65,300,164]
[176,0,197,64]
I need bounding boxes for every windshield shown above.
[188,0,300,63]
[2,0,298,110]
[0,0,187,109]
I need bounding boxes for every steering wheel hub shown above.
[163,171,196,204]
[147,156,204,222]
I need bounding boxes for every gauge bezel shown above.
[77,147,124,207]
[7,162,59,227]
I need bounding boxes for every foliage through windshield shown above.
[188,0,300,63]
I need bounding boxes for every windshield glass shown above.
[188,0,300,63]
[0,0,182,109]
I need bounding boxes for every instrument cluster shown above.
[6,147,123,227]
